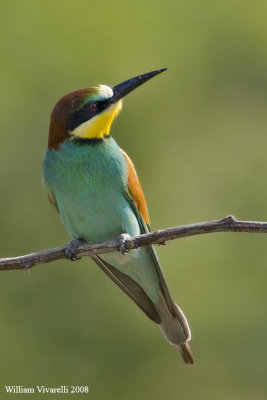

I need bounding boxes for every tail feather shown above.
[92,255,161,323]
[92,250,195,365]
[147,246,195,364]
[156,295,194,365]
[176,343,195,365]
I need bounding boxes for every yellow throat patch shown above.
[70,100,123,140]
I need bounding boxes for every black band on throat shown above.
[72,136,110,145]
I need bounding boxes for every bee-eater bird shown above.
[43,69,194,364]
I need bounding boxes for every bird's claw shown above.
[118,233,131,255]
[65,239,85,261]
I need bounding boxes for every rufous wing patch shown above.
[121,149,150,226]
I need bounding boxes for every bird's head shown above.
[48,69,166,149]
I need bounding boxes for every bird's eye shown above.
[88,102,98,111]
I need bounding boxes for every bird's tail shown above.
[92,250,195,364]
[156,293,195,365]
[176,343,195,365]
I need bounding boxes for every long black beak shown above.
[111,68,167,103]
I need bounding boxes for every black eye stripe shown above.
[68,99,111,131]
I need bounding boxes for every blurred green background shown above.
[0,0,267,399]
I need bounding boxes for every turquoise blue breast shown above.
[43,137,140,242]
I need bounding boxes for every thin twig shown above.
[1,215,267,271]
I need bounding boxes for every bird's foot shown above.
[65,239,85,261]
[118,233,131,255]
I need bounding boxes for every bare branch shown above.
[1,215,267,271]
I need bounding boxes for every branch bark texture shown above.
[1,215,267,271]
